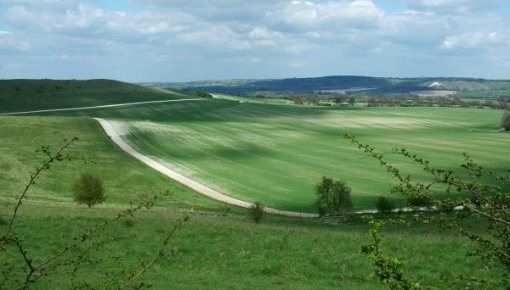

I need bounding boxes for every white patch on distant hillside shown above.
[429,81,443,87]
[412,90,456,96]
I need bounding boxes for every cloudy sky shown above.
[1,0,510,82]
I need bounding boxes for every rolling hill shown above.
[0,79,207,113]
[159,75,510,97]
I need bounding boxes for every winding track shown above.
[95,118,320,218]
[0,98,204,115]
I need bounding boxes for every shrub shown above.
[72,172,105,208]
[375,196,395,213]
[123,217,136,228]
[502,110,510,131]
[406,193,433,208]
[251,202,264,223]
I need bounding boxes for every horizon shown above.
[2,74,510,84]
[1,0,510,82]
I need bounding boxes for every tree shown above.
[502,110,510,131]
[375,196,395,213]
[349,96,356,107]
[251,202,264,223]
[315,176,352,217]
[72,172,105,208]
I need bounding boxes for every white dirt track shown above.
[0,98,204,116]
[95,118,319,218]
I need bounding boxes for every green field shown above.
[27,98,510,213]
[1,201,500,289]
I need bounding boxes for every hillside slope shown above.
[0,79,203,113]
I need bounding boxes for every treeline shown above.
[282,93,510,109]
[288,94,356,106]
[365,95,509,109]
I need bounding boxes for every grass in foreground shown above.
[0,202,501,290]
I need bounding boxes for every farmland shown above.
[23,96,510,213]
[1,79,509,289]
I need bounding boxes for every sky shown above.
[1,0,510,82]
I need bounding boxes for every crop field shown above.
[33,98,510,213]
[0,116,222,210]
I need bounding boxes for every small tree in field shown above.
[251,202,264,223]
[315,176,352,217]
[502,110,510,131]
[375,196,395,213]
[72,172,105,208]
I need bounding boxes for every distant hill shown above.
[160,76,510,97]
[0,79,205,113]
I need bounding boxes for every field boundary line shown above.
[0,98,204,116]
[95,118,319,218]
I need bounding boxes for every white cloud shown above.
[407,0,505,12]
[0,0,509,80]
[269,0,384,32]
[442,31,510,49]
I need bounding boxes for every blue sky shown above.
[1,0,510,82]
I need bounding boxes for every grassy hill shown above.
[0,79,205,113]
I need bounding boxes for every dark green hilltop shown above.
[0,79,209,113]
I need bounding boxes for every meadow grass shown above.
[0,201,501,290]
[34,99,510,212]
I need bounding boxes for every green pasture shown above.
[0,201,501,289]
[32,99,510,213]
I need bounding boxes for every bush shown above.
[72,172,105,208]
[375,196,395,213]
[251,202,264,223]
[406,193,433,208]
[502,110,510,131]
[315,176,352,217]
